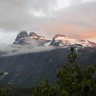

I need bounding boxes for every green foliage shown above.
[0,88,33,96]
[32,79,56,96]
[32,47,96,96]
[0,70,4,76]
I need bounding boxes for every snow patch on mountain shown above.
[49,34,96,48]
[54,34,77,44]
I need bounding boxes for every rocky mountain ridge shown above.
[14,31,96,48]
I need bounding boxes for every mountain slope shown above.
[0,47,96,88]
[82,52,96,67]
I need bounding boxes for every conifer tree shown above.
[56,47,96,96]
[0,71,4,76]
[32,79,56,96]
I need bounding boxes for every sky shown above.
[0,0,96,44]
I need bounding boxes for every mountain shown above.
[14,31,28,44]
[49,34,96,48]
[0,31,95,57]
[0,47,96,88]
[0,31,96,88]
[82,52,96,67]
[14,31,49,47]
[13,31,96,48]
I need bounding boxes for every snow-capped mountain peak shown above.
[78,40,96,48]
[50,34,96,48]
[14,31,49,46]
[13,32,96,48]
[14,31,28,42]
[54,34,72,40]
[29,32,45,40]
[50,34,77,46]
[54,34,66,38]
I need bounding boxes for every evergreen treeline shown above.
[32,47,96,96]
[0,88,33,96]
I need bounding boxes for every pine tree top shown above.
[67,47,77,63]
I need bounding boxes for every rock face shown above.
[14,31,28,44]
[29,32,38,37]
[29,32,45,40]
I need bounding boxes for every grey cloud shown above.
[0,0,56,31]
[39,1,96,39]
[0,0,96,43]
[1,45,55,56]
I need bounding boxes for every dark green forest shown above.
[0,47,96,96]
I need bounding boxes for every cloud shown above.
[38,1,96,39]
[0,28,17,44]
[80,31,96,39]
[0,0,96,43]
[0,0,56,31]
[1,45,55,56]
